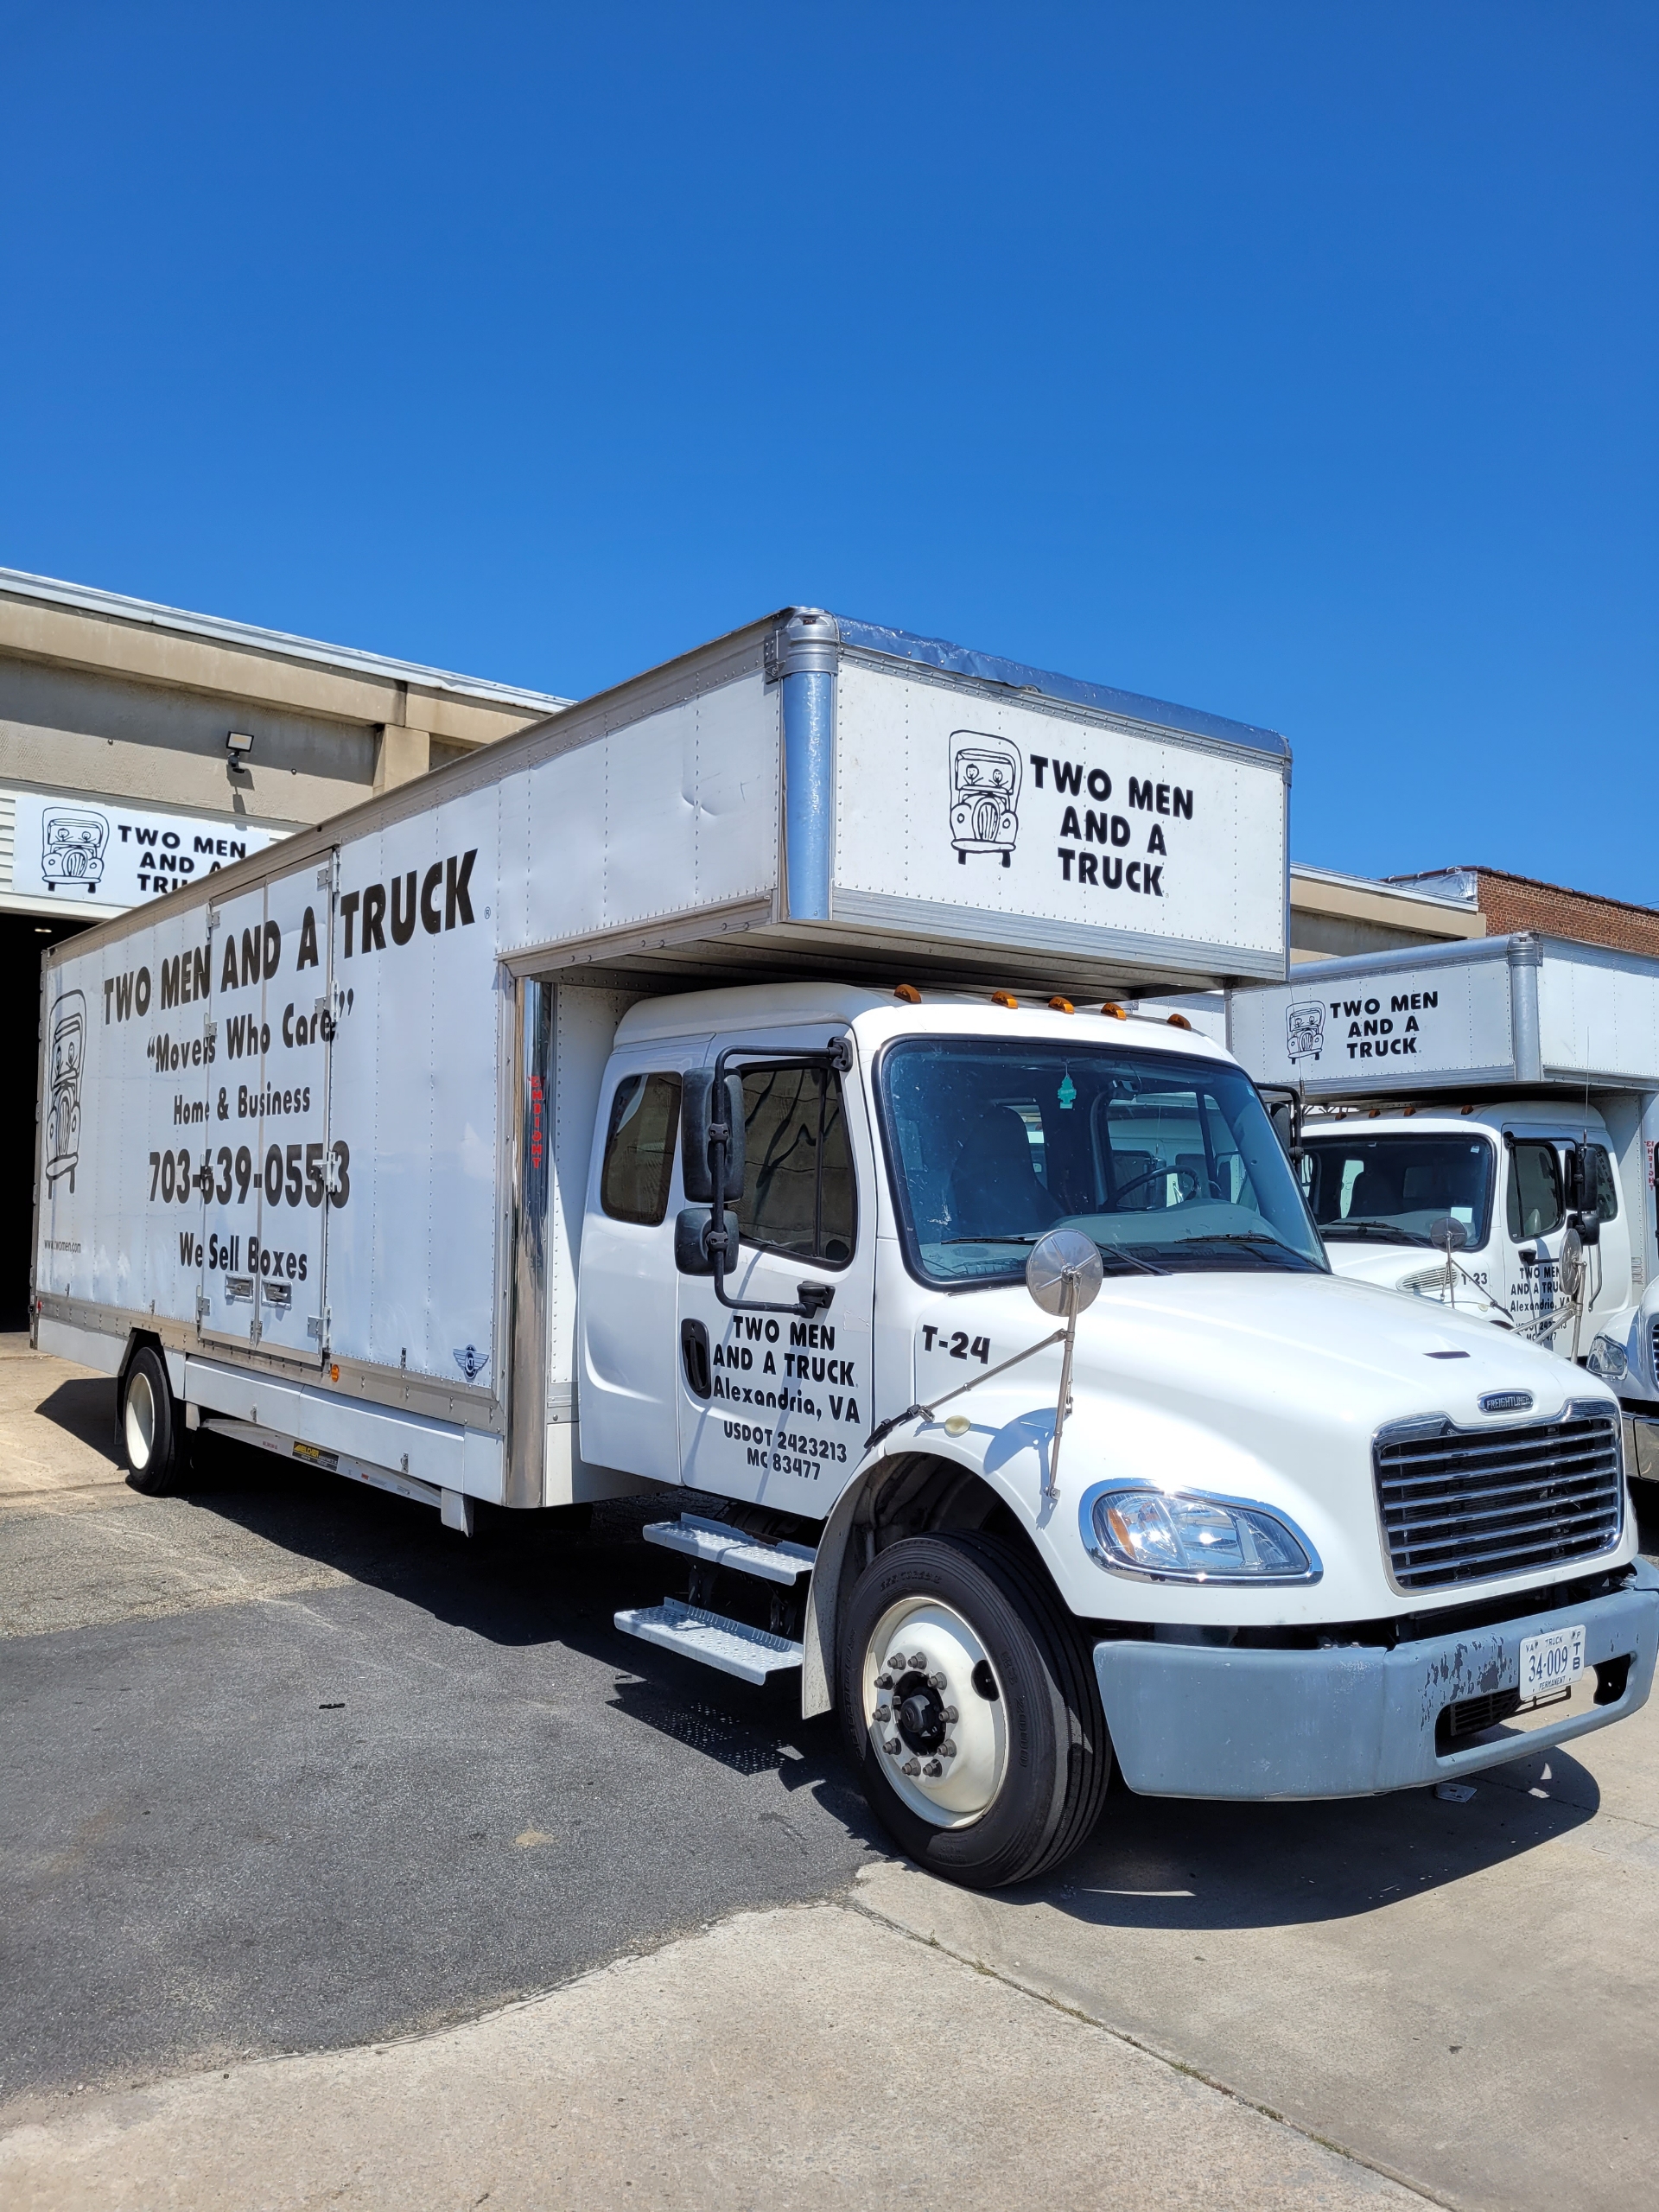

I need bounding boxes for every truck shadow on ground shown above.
[1013,1741,1603,1933]
[31,1374,120,1458]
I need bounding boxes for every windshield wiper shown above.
[939,1233,1167,1276]
[1319,1221,1433,1247]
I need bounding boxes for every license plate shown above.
[1519,1624,1586,1705]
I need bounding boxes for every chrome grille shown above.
[1650,1316,1659,1391]
[1374,1402,1623,1592]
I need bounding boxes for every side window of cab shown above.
[601,1072,683,1226]
[1506,1139,1563,1241]
[737,1064,856,1265]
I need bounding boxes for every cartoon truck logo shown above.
[45,990,86,1192]
[41,808,110,891]
[1285,1000,1325,1064]
[948,733,1020,867]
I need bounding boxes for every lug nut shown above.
[927,1672,947,1691]
[874,1704,891,1723]
[922,1759,944,1778]
[874,1673,893,1690]
[942,1741,957,1758]
[943,1706,959,1724]
[885,1738,901,1755]
[907,1652,926,1670]
[901,1758,922,1777]
[886,1654,906,1673]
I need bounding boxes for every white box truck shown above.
[1229,934,1659,1483]
[34,610,1657,1888]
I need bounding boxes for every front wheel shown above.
[836,1531,1111,1889]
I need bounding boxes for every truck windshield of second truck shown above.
[1298,1135,1496,1249]
[879,1039,1326,1283]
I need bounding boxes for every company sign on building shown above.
[6,790,288,914]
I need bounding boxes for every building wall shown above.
[1473,871,1659,957]
[1287,864,1485,964]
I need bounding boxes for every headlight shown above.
[1083,1484,1321,1584]
[1586,1334,1629,1382]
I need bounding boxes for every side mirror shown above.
[675,1206,741,1275]
[681,1071,745,1204]
[1574,1150,1601,1221]
[1257,1084,1304,1163]
[1576,1210,1601,1247]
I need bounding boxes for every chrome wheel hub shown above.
[863,1597,1006,1828]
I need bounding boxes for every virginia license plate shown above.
[1519,1624,1586,1705]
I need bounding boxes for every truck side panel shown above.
[495,672,780,958]
[326,782,504,1391]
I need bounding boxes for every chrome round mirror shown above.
[1026,1230,1104,1317]
[1560,1224,1585,1300]
[1428,1216,1469,1255]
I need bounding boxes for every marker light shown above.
[1084,1484,1320,1583]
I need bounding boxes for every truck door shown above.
[676,1038,876,1515]
[1501,1134,1577,1342]
[576,1056,693,1482]
[200,862,335,1355]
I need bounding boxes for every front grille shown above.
[1650,1317,1659,1390]
[1375,1402,1624,1592]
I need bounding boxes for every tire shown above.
[118,1345,182,1496]
[836,1530,1111,1890]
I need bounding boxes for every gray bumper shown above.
[1094,1560,1659,1800]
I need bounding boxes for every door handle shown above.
[681,1318,712,1400]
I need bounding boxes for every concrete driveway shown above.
[2,1338,1655,2209]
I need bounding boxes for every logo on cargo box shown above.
[44,990,86,1192]
[40,807,109,891]
[453,1344,490,1383]
[1285,1001,1325,1064]
[948,733,1020,867]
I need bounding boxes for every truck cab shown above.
[586,982,1656,1887]
[1298,1101,1637,1368]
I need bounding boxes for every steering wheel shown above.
[1113,1163,1200,1205]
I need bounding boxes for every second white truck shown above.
[34,609,1658,1887]
[1230,935,1659,1481]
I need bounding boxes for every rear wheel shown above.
[836,1530,1110,1889]
[118,1346,182,1496]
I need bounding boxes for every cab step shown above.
[613,1599,804,1686]
[642,1513,816,1586]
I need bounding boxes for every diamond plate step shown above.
[613,1599,804,1686]
[642,1513,816,1586]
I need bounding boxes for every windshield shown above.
[1300,1133,1496,1248]
[878,1037,1326,1284]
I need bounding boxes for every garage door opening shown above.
[3,911,93,1330]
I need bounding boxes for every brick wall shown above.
[1473,869,1659,957]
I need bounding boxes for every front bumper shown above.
[1093,1560,1658,1800]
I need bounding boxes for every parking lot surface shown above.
[3,1338,1656,2209]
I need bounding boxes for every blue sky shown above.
[3,4,1654,899]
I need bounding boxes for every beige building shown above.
[1287,862,1485,963]
[0,567,567,1322]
